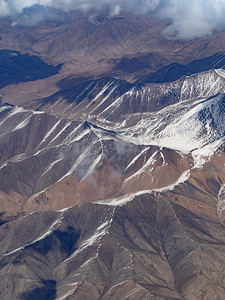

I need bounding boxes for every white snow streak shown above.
[154,169,190,192]
[85,82,111,110]
[215,69,225,79]
[104,281,128,297]
[4,216,63,256]
[89,84,119,115]
[57,287,78,300]
[0,106,25,127]
[13,114,33,131]
[49,121,72,145]
[97,169,190,206]
[40,158,62,178]
[124,151,158,183]
[61,219,112,264]
[217,184,225,214]
[37,119,61,147]
[125,148,148,171]
[58,144,92,181]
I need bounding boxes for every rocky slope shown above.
[0,63,225,299]
[0,141,225,300]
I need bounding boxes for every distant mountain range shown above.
[0,12,225,300]
[141,52,225,84]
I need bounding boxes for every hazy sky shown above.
[1,0,225,39]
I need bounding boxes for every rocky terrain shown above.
[0,11,225,300]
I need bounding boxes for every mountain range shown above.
[0,11,225,300]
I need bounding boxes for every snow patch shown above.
[56,206,73,213]
[217,184,225,214]
[215,69,225,79]
[96,194,136,206]
[89,84,119,115]
[0,105,11,114]
[96,190,152,206]
[86,81,112,110]
[192,138,224,168]
[120,93,225,154]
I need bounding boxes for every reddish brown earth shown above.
[0,93,224,299]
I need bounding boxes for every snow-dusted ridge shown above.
[192,138,225,168]
[4,215,64,256]
[96,168,191,206]
[1,76,225,156]
[0,68,225,214]
[119,93,225,154]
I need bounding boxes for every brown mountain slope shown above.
[1,13,225,84]
[0,104,193,218]
[0,96,224,299]
[1,152,225,300]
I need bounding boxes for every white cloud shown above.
[1,0,225,39]
[159,0,225,39]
